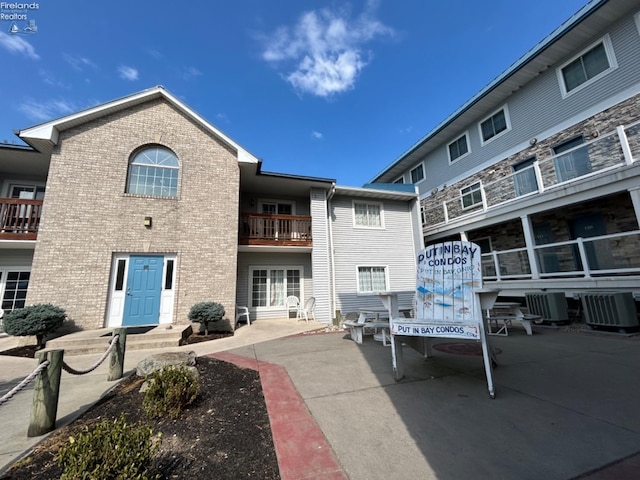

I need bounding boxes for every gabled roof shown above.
[368,0,636,184]
[18,86,261,164]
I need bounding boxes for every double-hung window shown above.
[0,269,30,311]
[448,134,470,163]
[357,266,388,293]
[558,36,616,96]
[479,107,510,144]
[250,267,301,308]
[461,182,483,209]
[410,164,424,184]
[513,157,538,196]
[353,201,383,228]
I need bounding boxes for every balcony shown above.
[239,213,312,246]
[0,198,43,240]
[422,122,639,228]
[481,230,640,281]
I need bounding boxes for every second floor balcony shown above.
[422,121,640,230]
[0,198,43,241]
[239,213,312,247]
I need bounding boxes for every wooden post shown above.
[28,349,63,437]
[108,328,127,381]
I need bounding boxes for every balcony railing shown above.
[239,213,312,246]
[422,121,639,228]
[481,230,640,281]
[0,198,43,240]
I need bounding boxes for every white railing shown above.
[481,230,640,281]
[422,122,638,228]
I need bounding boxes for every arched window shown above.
[126,146,179,197]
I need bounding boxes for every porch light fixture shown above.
[144,216,152,228]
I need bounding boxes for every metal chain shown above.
[61,334,120,376]
[0,360,50,407]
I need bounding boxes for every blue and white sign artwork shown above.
[391,241,483,339]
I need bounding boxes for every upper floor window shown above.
[460,182,483,209]
[126,146,179,197]
[557,35,617,97]
[479,106,510,144]
[353,201,384,228]
[448,133,470,163]
[410,164,425,184]
[393,176,404,184]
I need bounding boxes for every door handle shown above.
[126,289,132,296]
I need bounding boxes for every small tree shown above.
[3,304,66,349]
[188,302,225,336]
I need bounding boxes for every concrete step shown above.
[43,325,192,356]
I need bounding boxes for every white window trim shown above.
[635,11,640,36]
[2,180,46,198]
[410,163,425,184]
[355,265,389,294]
[248,265,304,310]
[352,200,385,229]
[393,175,405,184]
[447,132,471,164]
[460,181,483,210]
[478,104,511,146]
[556,34,618,99]
[0,267,31,311]
[257,199,297,215]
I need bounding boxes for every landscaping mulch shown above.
[0,355,280,479]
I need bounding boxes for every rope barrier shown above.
[0,360,50,407]
[61,334,120,376]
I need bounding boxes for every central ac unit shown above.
[581,292,639,331]
[525,292,569,324]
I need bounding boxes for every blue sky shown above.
[1,0,589,186]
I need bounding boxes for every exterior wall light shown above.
[144,216,152,228]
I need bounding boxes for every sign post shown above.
[390,241,499,398]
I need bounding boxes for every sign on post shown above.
[390,241,498,398]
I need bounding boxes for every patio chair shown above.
[235,305,251,327]
[298,297,316,322]
[286,295,300,318]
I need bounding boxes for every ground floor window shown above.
[357,266,388,293]
[0,269,30,311]
[250,267,302,308]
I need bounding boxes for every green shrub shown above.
[3,304,66,348]
[142,366,200,419]
[57,415,160,480]
[188,301,225,335]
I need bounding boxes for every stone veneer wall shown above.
[27,99,240,330]
[422,93,640,226]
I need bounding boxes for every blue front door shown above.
[123,255,163,326]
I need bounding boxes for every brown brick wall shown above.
[27,99,240,329]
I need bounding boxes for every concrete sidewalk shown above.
[2,324,640,479]
[226,328,640,480]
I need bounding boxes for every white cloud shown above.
[312,130,323,139]
[0,32,39,59]
[182,66,202,80]
[39,70,67,88]
[118,65,139,81]
[63,53,96,71]
[18,98,78,122]
[147,49,163,59]
[261,1,393,97]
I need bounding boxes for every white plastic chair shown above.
[298,297,316,322]
[286,295,300,318]
[235,305,251,326]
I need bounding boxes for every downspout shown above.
[327,183,337,321]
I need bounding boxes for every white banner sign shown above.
[391,322,480,339]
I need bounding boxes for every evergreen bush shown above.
[3,303,66,348]
[187,301,225,335]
